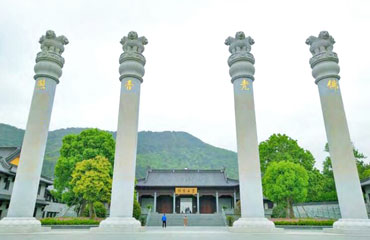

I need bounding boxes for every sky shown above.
[1,0,370,170]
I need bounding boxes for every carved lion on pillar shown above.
[225,31,254,54]
[306,31,335,55]
[120,31,148,53]
[39,30,69,54]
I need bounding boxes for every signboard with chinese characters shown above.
[175,187,197,195]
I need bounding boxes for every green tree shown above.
[305,169,325,202]
[322,143,370,201]
[259,134,315,174]
[259,134,320,202]
[53,129,115,213]
[70,156,112,219]
[262,161,309,218]
[324,143,369,180]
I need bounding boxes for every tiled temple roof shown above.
[136,169,239,187]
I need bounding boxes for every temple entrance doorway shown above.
[180,198,192,214]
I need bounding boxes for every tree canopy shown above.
[71,156,112,218]
[53,128,115,207]
[262,161,309,218]
[259,134,315,174]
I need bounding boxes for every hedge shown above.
[41,218,101,225]
[273,219,335,226]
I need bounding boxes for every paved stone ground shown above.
[0,227,369,240]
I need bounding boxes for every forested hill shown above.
[0,123,238,179]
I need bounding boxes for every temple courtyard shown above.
[0,227,369,240]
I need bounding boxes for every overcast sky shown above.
[1,0,370,170]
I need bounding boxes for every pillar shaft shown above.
[318,78,367,218]
[95,31,147,232]
[225,32,275,232]
[306,31,367,219]
[0,31,68,232]
[110,78,141,217]
[197,193,200,214]
[306,31,370,233]
[225,32,265,218]
[8,79,57,218]
[233,77,265,217]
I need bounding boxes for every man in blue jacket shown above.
[162,213,167,228]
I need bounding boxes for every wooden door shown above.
[157,196,172,213]
[200,196,216,213]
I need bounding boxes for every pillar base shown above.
[90,217,143,232]
[0,217,50,233]
[230,217,282,233]
[323,219,370,235]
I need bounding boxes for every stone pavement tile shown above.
[0,227,369,240]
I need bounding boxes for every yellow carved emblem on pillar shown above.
[125,80,134,90]
[37,79,46,90]
[327,79,339,90]
[241,79,249,90]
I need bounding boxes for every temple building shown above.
[136,169,274,215]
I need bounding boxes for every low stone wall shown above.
[293,202,340,219]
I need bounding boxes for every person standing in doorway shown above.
[162,213,167,228]
[183,215,188,227]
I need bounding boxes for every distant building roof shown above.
[136,169,239,187]
[0,147,53,184]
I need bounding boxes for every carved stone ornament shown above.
[119,31,148,82]
[34,30,69,83]
[119,31,147,67]
[36,30,69,68]
[225,31,255,82]
[306,31,339,68]
[225,31,255,68]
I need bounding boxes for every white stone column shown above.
[93,31,148,232]
[173,192,176,214]
[197,193,200,214]
[216,192,219,213]
[0,30,68,233]
[306,31,370,234]
[225,32,276,232]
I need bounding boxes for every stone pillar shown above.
[173,192,176,214]
[153,192,157,213]
[216,191,219,213]
[0,30,68,233]
[197,193,200,214]
[94,31,148,232]
[306,31,370,233]
[225,32,276,232]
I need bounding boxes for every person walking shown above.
[162,213,167,228]
[183,215,188,227]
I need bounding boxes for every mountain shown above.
[0,123,238,179]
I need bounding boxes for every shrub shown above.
[226,216,234,226]
[41,218,100,225]
[273,219,335,226]
[82,202,107,218]
[133,199,141,220]
[140,216,146,226]
[271,203,287,218]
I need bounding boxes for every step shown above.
[147,213,226,227]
